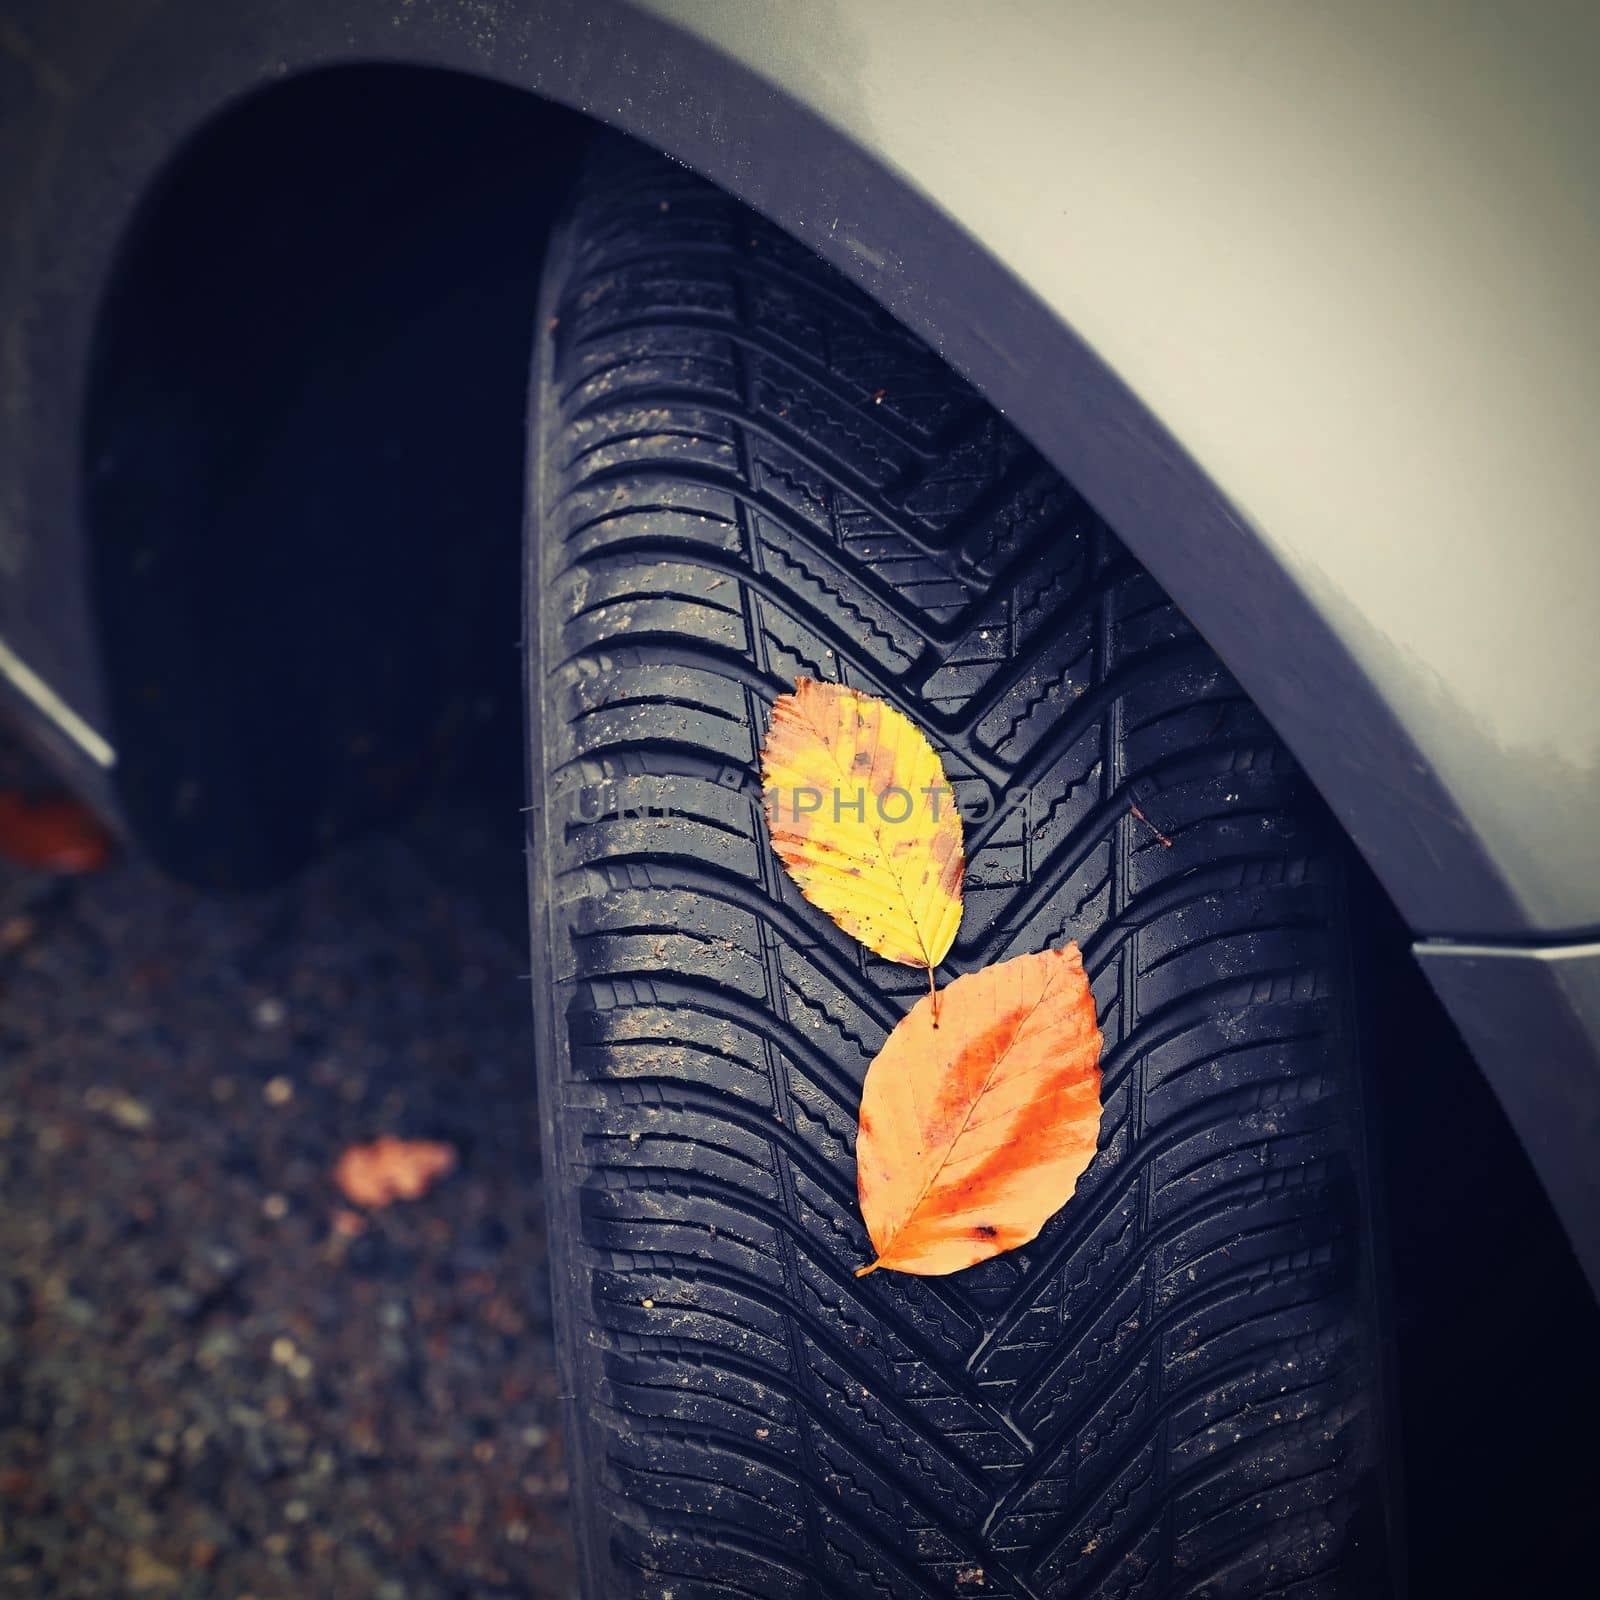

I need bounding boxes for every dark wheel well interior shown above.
[83,65,590,895]
[78,60,1599,1596]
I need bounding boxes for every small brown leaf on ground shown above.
[333,1137,457,1209]
[0,790,114,872]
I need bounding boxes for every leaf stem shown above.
[854,1260,882,1278]
[928,962,939,1027]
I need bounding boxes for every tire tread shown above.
[530,139,1392,1598]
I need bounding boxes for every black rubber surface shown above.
[528,141,1396,1599]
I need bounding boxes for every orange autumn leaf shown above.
[0,791,114,873]
[760,679,963,980]
[333,1137,457,1209]
[855,945,1103,1276]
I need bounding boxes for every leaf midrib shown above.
[877,960,1066,1261]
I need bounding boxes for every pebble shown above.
[253,997,288,1029]
[125,1547,181,1592]
[83,1086,154,1132]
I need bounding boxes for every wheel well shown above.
[82,65,590,890]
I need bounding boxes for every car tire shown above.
[527,137,1399,1599]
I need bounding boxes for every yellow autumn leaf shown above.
[855,945,1104,1276]
[760,678,963,974]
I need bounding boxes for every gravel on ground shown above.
[0,727,576,1599]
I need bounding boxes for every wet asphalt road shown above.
[0,731,577,1599]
